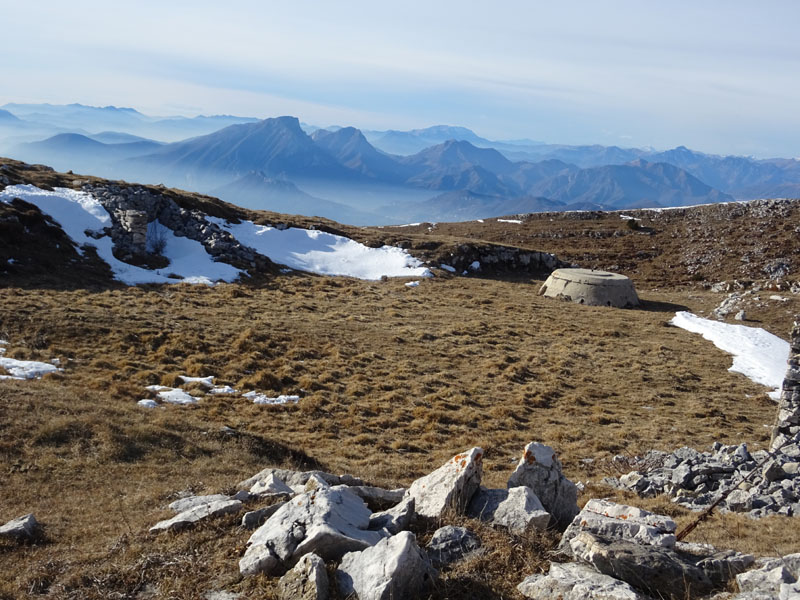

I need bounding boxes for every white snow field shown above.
[670,311,791,400]
[0,185,433,284]
[0,340,60,380]
[209,218,433,280]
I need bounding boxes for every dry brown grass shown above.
[1,273,798,598]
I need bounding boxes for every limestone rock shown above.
[507,442,579,526]
[337,531,437,600]
[736,553,800,596]
[467,486,551,532]
[517,562,650,600]
[237,468,363,492]
[277,552,329,600]
[150,499,242,533]
[169,494,230,513]
[250,474,295,497]
[425,525,481,567]
[559,499,676,555]
[239,486,386,576]
[0,513,41,541]
[569,532,714,600]
[368,496,415,535]
[405,447,484,518]
[242,502,287,529]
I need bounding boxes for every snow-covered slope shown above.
[0,185,432,284]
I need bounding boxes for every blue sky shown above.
[2,1,800,157]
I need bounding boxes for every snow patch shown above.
[670,311,790,400]
[209,218,432,280]
[179,375,215,388]
[405,281,420,288]
[138,399,159,408]
[0,185,240,285]
[469,261,481,271]
[497,219,523,224]
[0,357,60,380]
[243,391,300,405]
[208,385,237,395]
[439,264,456,273]
[157,388,199,405]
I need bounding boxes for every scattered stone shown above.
[467,486,551,532]
[736,554,800,596]
[239,486,385,576]
[405,447,484,518]
[517,561,649,600]
[150,499,242,533]
[241,502,287,530]
[337,531,437,600]
[368,496,415,535]
[237,468,364,492]
[569,531,715,600]
[0,513,41,541]
[735,310,747,321]
[507,442,579,527]
[303,473,331,492]
[168,494,230,513]
[277,552,329,600]
[559,499,676,556]
[425,525,481,567]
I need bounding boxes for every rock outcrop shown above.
[518,561,648,600]
[239,486,386,576]
[467,486,551,532]
[507,442,579,527]
[337,531,437,600]
[405,447,484,518]
[150,499,242,533]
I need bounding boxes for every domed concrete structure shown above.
[539,268,639,308]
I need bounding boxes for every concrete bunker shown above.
[539,268,639,308]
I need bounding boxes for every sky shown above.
[2,1,799,157]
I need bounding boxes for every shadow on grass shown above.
[637,298,690,313]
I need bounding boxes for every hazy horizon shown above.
[2,1,800,158]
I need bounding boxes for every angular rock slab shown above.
[250,474,295,496]
[559,499,676,556]
[368,497,415,535]
[405,447,484,518]
[240,486,386,576]
[517,562,650,600]
[569,532,714,600]
[0,513,41,541]
[169,494,230,513]
[150,499,242,533]
[426,525,481,567]
[736,553,800,596]
[242,501,287,530]
[337,531,437,600]
[278,552,329,600]
[507,442,579,527]
[467,486,551,533]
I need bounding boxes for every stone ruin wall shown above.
[772,316,800,454]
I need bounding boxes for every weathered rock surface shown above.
[507,442,579,526]
[239,486,386,576]
[337,531,437,600]
[150,499,242,533]
[405,447,483,518]
[277,552,329,600]
[425,525,481,567]
[250,474,295,497]
[467,486,551,532]
[569,532,715,600]
[771,317,800,456]
[237,468,363,493]
[517,561,650,600]
[736,553,800,597]
[559,499,676,556]
[169,494,230,513]
[368,497,415,535]
[242,502,287,530]
[0,513,41,541]
[348,486,406,511]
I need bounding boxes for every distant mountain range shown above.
[2,102,799,225]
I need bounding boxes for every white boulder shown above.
[405,447,484,518]
[467,486,551,532]
[518,562,649,599]
[0,513,41,540]
[239,486,386,576]
[507,442,579,526]
[337,531,437,600]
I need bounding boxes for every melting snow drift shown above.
[0,185,433,284]
[670,311,790,400]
